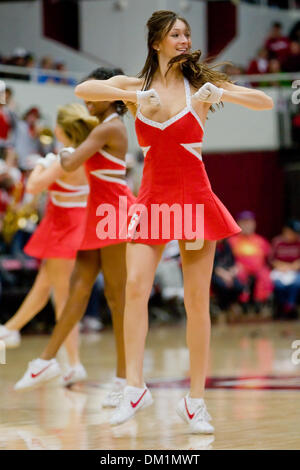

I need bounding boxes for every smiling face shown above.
[155,19,192,61]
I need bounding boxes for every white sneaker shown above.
[176,395,214,434]
[62,363,87,386]
[0,325,21,348]
[110,385,153,425]
[14,358,61,391]
[102,377,126,408]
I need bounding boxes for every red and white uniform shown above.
[24,180,88,259]
[128,77,241,244]
[80,113,136,250]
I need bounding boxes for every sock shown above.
[114,377,126,385]
[187,394,204,407]
[125,384,147,394]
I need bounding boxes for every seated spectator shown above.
[222,64,247,86]
[5,48,32,81]
[8,48,27,67]
[37,56,56,84]
[247,47,269,75]
[261,58,290,87]
[264,22,290,64]
[211,239,244,313]
[270,219,300,319]
[53,60,77,86]
[229,211,273,313]
[282,41,300,72]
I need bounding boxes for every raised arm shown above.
[75,75,141,104]
[220,82,273,111]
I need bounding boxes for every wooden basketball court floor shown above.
[1,320,300,450]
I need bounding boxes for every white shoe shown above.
[0,325,21,348]
[102,377,126,408]
[176,395,214,434]
[62,363,87,386]
[110,385,153,425]
[14,358,61,391]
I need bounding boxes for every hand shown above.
[36,152,58,169]
[136,89,160,107]
[59,147,75,157]
[192,82,224,104]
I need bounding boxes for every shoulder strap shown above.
[103,112,119,124]
[184,77,191,108]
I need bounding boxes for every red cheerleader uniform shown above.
[24,180,88,259]
[80,113,136,250]
[128,77,241,244]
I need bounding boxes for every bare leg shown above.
[101,243,127,379]
[124,243,165,387]
[179,240,216,398]
[5,262,51,331]
[41,250,101,360]
[45,258,80,366]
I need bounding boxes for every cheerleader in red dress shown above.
[0,103,98,386]
[73,11,273,432]
[15,69,136,406]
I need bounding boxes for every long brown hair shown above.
[138,10,231,112]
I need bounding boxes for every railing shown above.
[1,64,300,87]
[206,0,299,9]
[0,64,84,85]
[241,0,298,8]
[230,72,300,84]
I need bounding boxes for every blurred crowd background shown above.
[1,11,300,334]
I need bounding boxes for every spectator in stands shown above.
[247,47,269,75]
[8,48,27,67]
[262,58,290,87]
[264,22,290,64]
[14,107,42,171]
[4,87,16,112]
[0,145,35,256]
[211,239,244,314]
[229,211,273,313]
[289,20,300,44]
[247,47,270,87]
[222,63,247,86]
[53,60,76,86]
[0,93,17,159]
[5,49,32,81]
[24,53,36,69]
[37,56,56,84]
[282,41,300,72]
[0,51,74,85]
[270,219,300,319]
